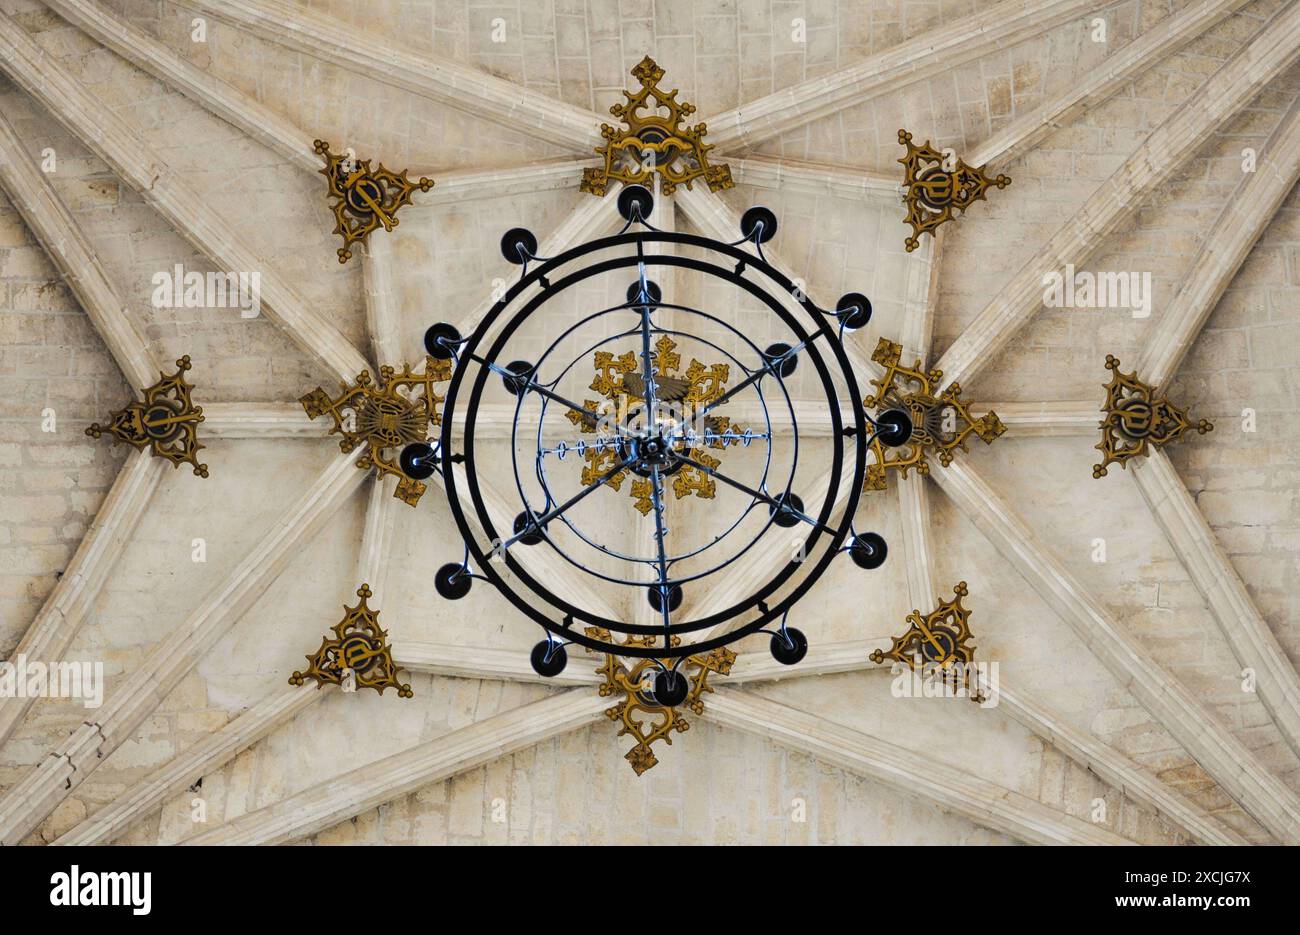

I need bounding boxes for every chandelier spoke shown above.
[504,454,637,550]
[634,260,660,413]
[695,332,822,420]
[647,463,673,638]
[466,351,626,435]
[671,451,835,538]
[537,436,623,459]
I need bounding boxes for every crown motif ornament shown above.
[1093,355,1212,478]
[586,627,735,775]
[300,356,453,506]
[898,129,1010,251]
[564,336,754,515]
[290,584,412,697]
[86,355,208,477]
[862,338,1004,491]
[871,582,984,703]
[581,57,733,197]
[314,139,433,263]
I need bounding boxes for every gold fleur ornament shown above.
[871,582,984,703]
[581,57,732,196]
[300,357,452,506]
[86,355,208,477]
[862,338,1004,491]
[315,139,433,263]
[290,584,412,697]
[898,129,1009,251]
[1093,355,1212,477]
[586,629,735,775]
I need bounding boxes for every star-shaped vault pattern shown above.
[0,0,1296,849]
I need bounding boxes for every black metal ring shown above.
[437,230,867,658]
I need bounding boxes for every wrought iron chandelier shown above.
[400,184,912,707]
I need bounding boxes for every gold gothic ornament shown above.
[581,56,732,197]
[862,338,1003,491]
[314,139,433,263]
[301,357,452,506]
[1093,355,1213,478]
[586,628,735,775]
[86,355,208,477]
[898,129,1010,252]
[871,581,984,703]
[564,336,753,515]
[290,584,412,697]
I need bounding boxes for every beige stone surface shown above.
[0,0,1295,846]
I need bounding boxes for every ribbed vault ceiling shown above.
[0,0,1296,845]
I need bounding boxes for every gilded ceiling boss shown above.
[0,0,1284,860]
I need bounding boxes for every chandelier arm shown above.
[466,351,625,435]
[648,461,673,642]
[664,428,774,446]
[695,331,823,420]
[673,451,836,538]
[536,436,624,458]
[517,307,643,536]
[502,453,637,550]
[634,253,675,647]
[694,363,769,420]
[536,433,788,458]
[635,258,660,414]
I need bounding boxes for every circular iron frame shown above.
[437,229,869,659]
